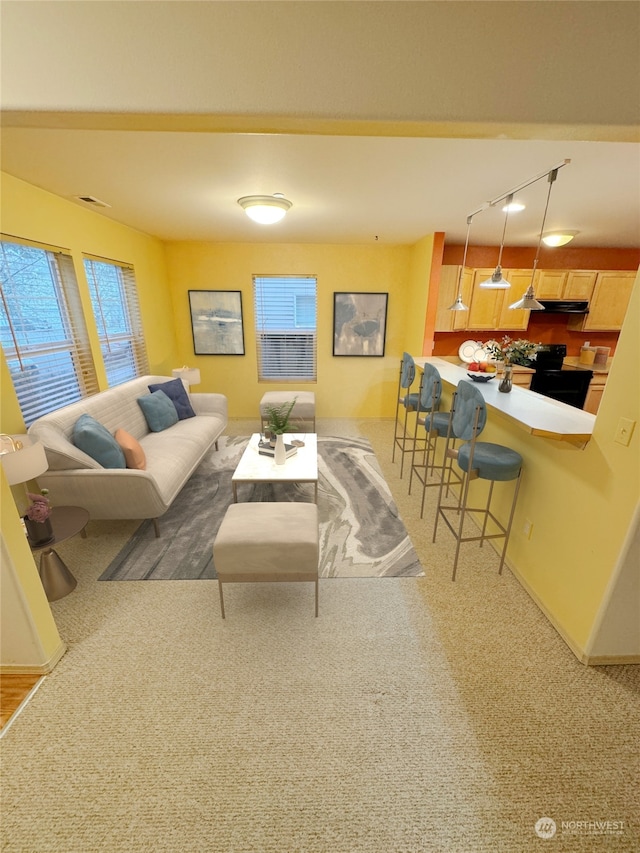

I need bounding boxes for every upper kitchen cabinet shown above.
[534,270,596,301]
[567,271,636,331]
[465,268,530,331]
[434,265,473,332]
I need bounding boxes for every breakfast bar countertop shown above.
[413,357,596,446]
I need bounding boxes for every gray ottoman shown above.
[213,502,319,618]
[259,391,316,432]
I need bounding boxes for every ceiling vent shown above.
[74,195,111,208]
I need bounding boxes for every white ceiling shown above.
[1,1,639,248]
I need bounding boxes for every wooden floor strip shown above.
[0,674,43,733]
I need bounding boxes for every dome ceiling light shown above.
[237,193,292,225]
[542,230,579,247]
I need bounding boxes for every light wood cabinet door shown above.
[584,383,605,414]
[496,269,531,330]
[535,270,568,299]
[465,269,503,330]
[564,271,597,300]
[434,266,474,332]
[572,271,636,331]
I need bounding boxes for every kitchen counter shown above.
[563,356,613,375]
[413,357,595,447]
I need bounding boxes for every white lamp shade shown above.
[542,231,579,247]
[480,265,511,289]
[237,195,292,224]
[0,439,49,485]
[172,367,201,386]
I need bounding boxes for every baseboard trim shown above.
[581,653,640,666]
[0,641,66,676]
[510,564,591,663]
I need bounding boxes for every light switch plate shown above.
[614,418,635,447]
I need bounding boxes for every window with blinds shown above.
[83,256,149,386]
[253,276,317,382]
[1,238,99,426]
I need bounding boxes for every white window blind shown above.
[83,256,149,386]
[1,238,99,426]
[253,276,317,382]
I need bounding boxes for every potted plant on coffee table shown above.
[263,398,297,444]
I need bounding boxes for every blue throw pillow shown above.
[138,390,179,432]
[72,414,126,468]
[147,378,196,420]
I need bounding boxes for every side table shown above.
[28,506,90,602]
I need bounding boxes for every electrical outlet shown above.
[523,519,533,540]
[614,418,636,447]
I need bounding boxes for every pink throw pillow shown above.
[115,428,146,470]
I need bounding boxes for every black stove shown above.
[529,344,593,409]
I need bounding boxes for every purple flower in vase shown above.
[26,491,51,522]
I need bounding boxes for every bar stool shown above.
[392,352,418,478]
[433,380,523,581]
[409,374,462,518]
[408,364,450,515]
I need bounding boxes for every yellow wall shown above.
[164,241,413,419]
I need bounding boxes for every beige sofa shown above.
[28,375,227,532]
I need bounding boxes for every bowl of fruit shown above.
[467,361,497,382]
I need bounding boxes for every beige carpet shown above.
[1,419,638,852]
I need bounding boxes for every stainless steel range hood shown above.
[537,300,590,314]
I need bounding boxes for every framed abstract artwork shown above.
[333,292,388,357]
[188,290,245,355]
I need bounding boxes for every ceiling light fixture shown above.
[542,230,579,247]
[502,200,525,213]
[237,193,292,225]
[447,215,473,312]
[480,193,515,289]
[448,159,570,312]
[510,168,562,311]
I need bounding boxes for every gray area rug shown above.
[99,435,423,580]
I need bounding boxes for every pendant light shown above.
[509,169,559,311]
[479,194,514,289]
[447,215,473,311]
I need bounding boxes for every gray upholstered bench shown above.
[213,502,319,618]
[259,391,316,432]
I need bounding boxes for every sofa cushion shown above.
[148,378,196,420]
[137,390,179,432]
[115,428,146,470]
[72,414,126,468]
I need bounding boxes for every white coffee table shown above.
[232,433,318,503]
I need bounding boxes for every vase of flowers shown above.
[483,336,541,367]
[24,490,53,546]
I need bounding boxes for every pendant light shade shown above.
[510,168,562,311]
[480,264,511,289]
[238,194,292,224]
[509,284,545,311]
[447,215,473,312]
[480,194,515,289]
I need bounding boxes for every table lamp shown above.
[0,434,49,504]
[172,366,201,389]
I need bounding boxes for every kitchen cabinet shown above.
[567,271,636,331]
[583,374,606,414]
[434,266,473,332]
[534,270,596,301]
[465,268,530,331]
